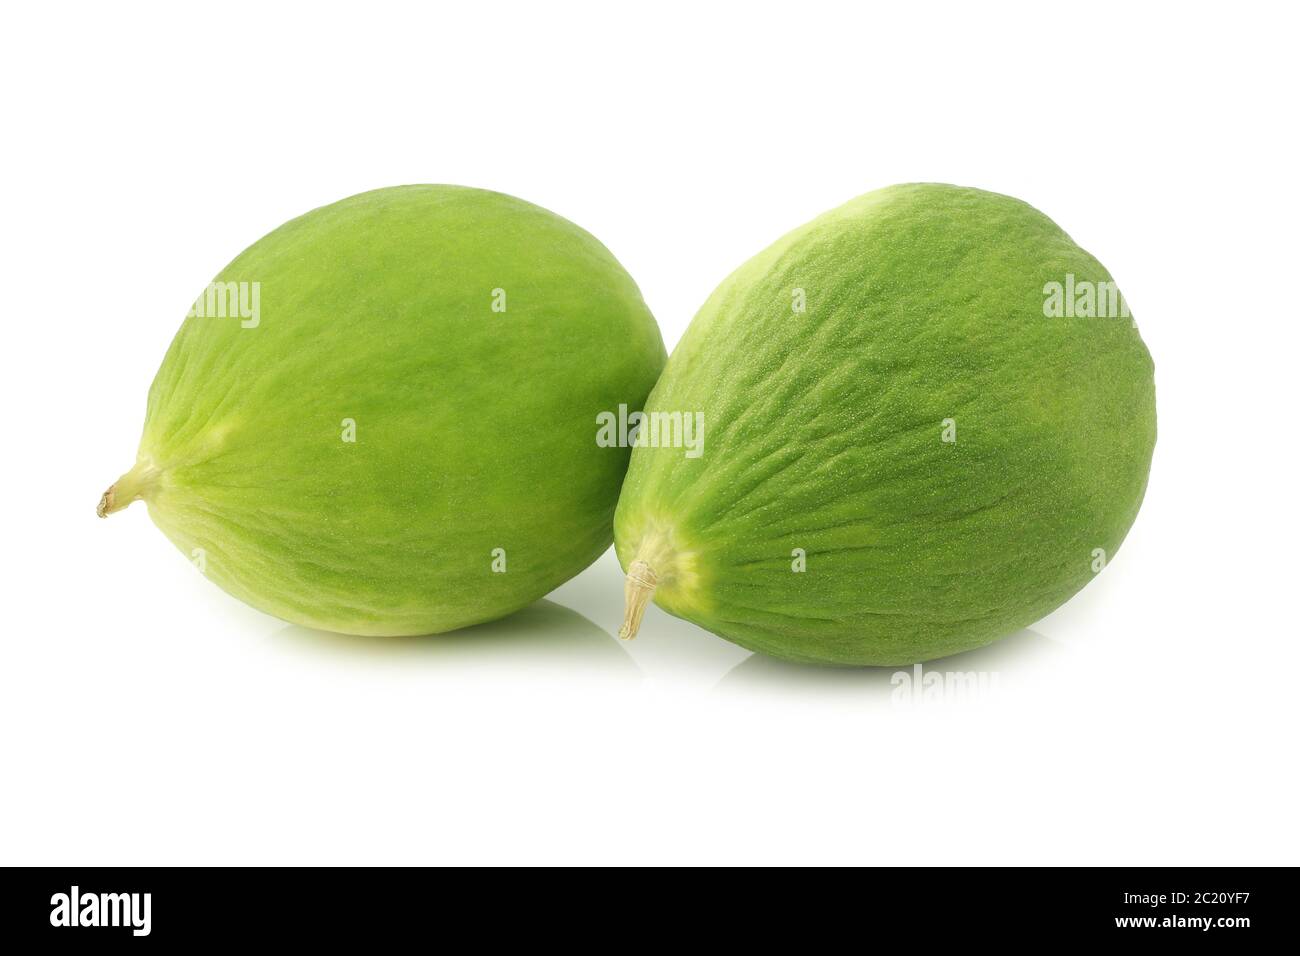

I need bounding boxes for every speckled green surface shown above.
[106,185,666,635]
[615,183,1155,665]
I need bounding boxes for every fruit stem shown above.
[97,462,158,518]
[619,560,658,640]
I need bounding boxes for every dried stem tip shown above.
[619,560,658,640]
[96,462,158,518]
[96,487,116,519]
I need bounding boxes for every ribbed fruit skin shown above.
[137,185,666,635]
[614,184,1155,665]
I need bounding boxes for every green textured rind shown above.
[136,185,665,635]
[614,184,1155,665]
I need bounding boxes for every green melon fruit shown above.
[100,185,666,636]
[614,183,1155,665]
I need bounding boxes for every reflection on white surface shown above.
[270,598,643,681]
[715,628,1062,700]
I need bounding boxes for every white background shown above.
[3,2,1297,866]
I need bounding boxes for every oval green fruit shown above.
[615,183,1155,666]
[101,185,666,636]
